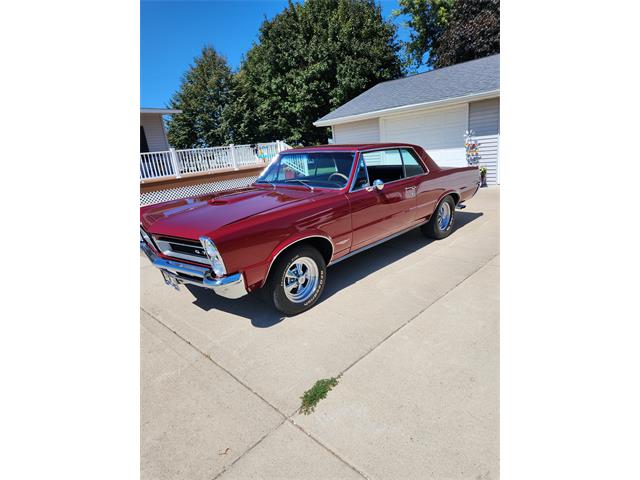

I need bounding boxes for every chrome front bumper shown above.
[140,241,248,299]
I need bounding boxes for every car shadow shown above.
[184,211,483,326]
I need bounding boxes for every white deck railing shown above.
[140,140,289,181]
[281,153,309,176]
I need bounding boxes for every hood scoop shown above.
[207,190,266,205]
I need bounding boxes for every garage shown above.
[333,118,379,144]
[380,103,468,167]
[315,54,500,184]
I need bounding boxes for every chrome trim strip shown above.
[140,226,158,250]
[200,236,228,276]
[262,235,335,286]
[348,146,429,193]
[140,241,247,299]
[328,219,429,267]
[153,236,209,265]
[358,146,430,174]
[349,154,371,193]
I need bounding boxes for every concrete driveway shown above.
[141,187,499,480]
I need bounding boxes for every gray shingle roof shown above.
[316,54,499,124]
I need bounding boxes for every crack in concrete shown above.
[210,418,288,480]
[142,307,367,479]
[336,254,499,379]
[141,252,498,480]
[141,306,286,420]
[287,420,371,480]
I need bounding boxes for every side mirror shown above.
[372,179,384,191]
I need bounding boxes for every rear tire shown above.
[266,245,326,316]
[421,195,456,239]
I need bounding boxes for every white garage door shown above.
[333,118,380,144]
[381,104,468,167]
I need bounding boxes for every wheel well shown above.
[294,237,334,265]
[264,236,334,285]
[446,192,460,206]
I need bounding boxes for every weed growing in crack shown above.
[299,376,340,415]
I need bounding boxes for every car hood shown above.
[140,185,316,239]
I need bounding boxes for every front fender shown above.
[256,231,335,289]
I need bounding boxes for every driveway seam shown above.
[141,306,286,419]
[141,252,497,480]
[336,253,499,379]
[286,253,498,480]
[287,419,370,479]
[141,306,368,479]
[211,418,288,480]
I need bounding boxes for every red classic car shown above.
[140,143,480,315]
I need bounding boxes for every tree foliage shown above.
[166,46,234,149]
[394,0,499,69]
[230,0,402,145]
[434,0,499,68]
[393,0,453,70]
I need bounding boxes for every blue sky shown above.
[141,0,411,107]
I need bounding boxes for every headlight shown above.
[199,236,227,277]
[140,227,153,246]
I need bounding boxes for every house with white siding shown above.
[314,54,500,184]
[140,108,182,152]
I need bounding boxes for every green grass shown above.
[299,376,340,415]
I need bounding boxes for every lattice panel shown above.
[140,176,259,206]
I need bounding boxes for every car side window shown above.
[399,149,427,177]
[361,149,405,184]
[352,158,370,190]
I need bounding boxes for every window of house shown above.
[140,126,149,153]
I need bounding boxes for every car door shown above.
[398,147,441,222]
[347,149,418,250]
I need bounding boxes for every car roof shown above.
[282,143,422,153]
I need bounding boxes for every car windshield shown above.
[256,151,355,189]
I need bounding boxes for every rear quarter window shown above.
[400,149,427,177]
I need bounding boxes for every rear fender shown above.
[436,189,461,208]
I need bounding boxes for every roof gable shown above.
[316,54,499,125]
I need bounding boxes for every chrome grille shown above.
[153,236,209,264]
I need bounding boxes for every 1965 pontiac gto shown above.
[140,143,480,315]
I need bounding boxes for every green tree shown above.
[230,0,402,145]
[433,0,499,68]
[393,0,453,70]
[394,0,499,69]
[166,46,234,148]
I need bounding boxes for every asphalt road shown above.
[141,186,500,480]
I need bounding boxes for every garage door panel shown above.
[381,104,467,167]
[427,148,467,168]
[333,118,379,144]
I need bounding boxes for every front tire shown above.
[421,195,456,239]
[266,245,326,315]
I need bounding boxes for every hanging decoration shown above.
[464,130,480,165]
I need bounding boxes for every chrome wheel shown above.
[283,257,319,303]
[437,202,452,230]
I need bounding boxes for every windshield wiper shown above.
[283,179,314,191]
